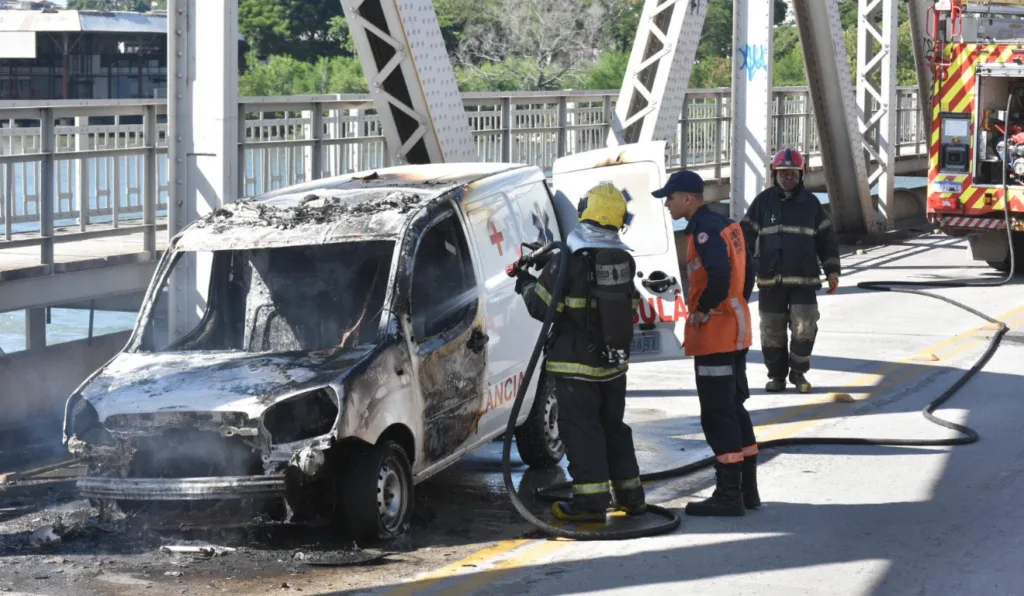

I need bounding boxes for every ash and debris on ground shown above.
[201,190,426,234]
[0,458,553,594]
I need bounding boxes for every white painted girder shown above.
[340,0,475,164]
[908,0,936,135]
[791,0,876,234]
[857,0,899,231]
[729,0,774,219]
[610,0,709,148]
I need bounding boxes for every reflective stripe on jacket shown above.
[740,185,841,288]
[521,249,640,381]
[683,205,754,357]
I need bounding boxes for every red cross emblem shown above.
[488,219,505,256]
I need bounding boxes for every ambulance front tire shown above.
[333,440,414,545]
[515,373,565,468]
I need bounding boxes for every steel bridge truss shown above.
[340,0,476,165]
[792,0,874,234]
[610,0,709,148]
[857,0,900,231]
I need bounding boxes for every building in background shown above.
[0,8,168,100]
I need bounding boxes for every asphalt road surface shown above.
[2,233,1023,596]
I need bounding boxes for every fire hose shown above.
[501,196,1015,540]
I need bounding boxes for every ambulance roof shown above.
[172,163,533,251]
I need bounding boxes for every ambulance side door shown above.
[550,141,688,363]
[462,190,540,441]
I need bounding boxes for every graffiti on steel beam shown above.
[737,44,768,82]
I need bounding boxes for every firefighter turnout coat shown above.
[520,249,642,382]
[740,185,841,289]
[683,205,754,357]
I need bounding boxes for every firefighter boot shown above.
[742,455,761,510]
[552,501,607,522]
[789,371,811,393]
[685,463,745,517]
[766,378,786,392]
[611,479,647,516]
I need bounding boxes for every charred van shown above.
[61,143,688,543]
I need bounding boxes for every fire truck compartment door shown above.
[977,63,1024,77]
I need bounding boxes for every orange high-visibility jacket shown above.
[683,205,754,357]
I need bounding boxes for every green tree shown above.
[838,1,916,87]
[690,56,733,89]
[239,53,367,97]
[582,50,631,89]
[239,0,349,63]
[773,22,806,86]
[690,0,789,89]
[455,0,616,90]
[593,0,644,53]
[697,0,789,60]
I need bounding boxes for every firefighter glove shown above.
[515,270,537,295]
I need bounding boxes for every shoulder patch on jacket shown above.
[697,232,708,244]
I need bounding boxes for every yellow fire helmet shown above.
[577,182,634,231]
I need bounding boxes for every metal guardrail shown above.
[0,86,927,265]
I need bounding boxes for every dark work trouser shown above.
[554,375,644,511]
[693,351,758,466]
[758,286,820,380]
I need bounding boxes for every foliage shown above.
[79,0,922,95]
[238,0,349,63]
[238,53,367,97]
[453,0,617,91]
[67,0,151,10]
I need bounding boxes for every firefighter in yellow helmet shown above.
[515,183,647,522]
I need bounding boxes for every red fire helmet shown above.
[771,148,806,172]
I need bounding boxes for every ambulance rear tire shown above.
[514,374,565,468]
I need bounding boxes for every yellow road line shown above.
[383,539,531,596]
[759,307,1024,443]
[440,539,569,596]
[395,301,1024,595]
[751,302,1024,435]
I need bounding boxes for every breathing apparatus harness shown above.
[500,175,1015,541]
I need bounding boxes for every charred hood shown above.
[79,349,374,422]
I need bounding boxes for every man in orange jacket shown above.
[654,169,759,517]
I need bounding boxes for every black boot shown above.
[742,455,761,509]
[789,371,811,393]
[765,378,786,392]
[685,463,745,517]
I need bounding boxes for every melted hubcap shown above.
[376,458,406,532]
[544,391,562,454]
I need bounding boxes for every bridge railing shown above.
[0,86,926,258]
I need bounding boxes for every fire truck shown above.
[927,0,1024,272]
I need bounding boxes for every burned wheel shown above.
[336,440,413,545]
[514,373,565,468]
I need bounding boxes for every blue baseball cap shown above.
[651,170,704,198]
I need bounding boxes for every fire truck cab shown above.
[928,0,1024,272]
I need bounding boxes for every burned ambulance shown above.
[62,145,689,543]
